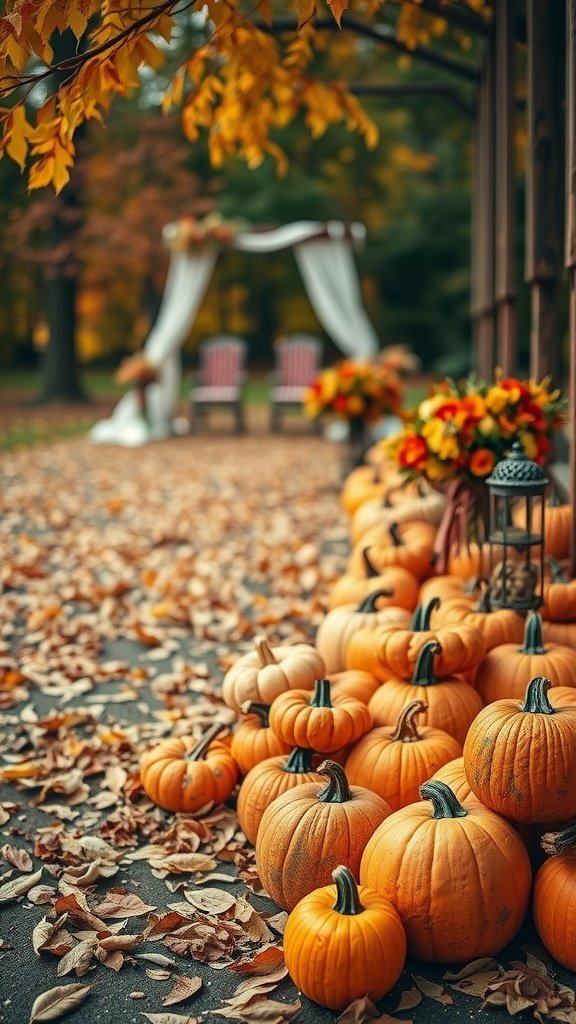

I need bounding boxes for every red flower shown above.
[398,435,428,470]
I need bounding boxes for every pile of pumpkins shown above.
[140,452,576,1012]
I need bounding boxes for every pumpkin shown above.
[315,590,411,674]
[236,747,319,845]
[549,685,576,709]
[347,521,436,581]
[350,481,446,547]
[514,500,572,560]
[345,699,462,811]
[360,780,532,962]
[230,702,291,777]
[541,558,576,621]
[329,554,419,612]
[327,669,380,705]
[418,574,468,606]
[475,611,576,705]
[283,865,406,1010]
[269,678,372,753]
[463,676,576,823]
[430,756,474,804]
[256,759,391,911]
[222,636,325,714]
[140,722,238,813]
[349,597,485,680]
[341,464,389,519]
[430,580,525,651]
[542,620,576,646]
[368,640,484,746]
[533,823,576,972]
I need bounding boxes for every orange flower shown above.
[469,448,496,478]
[398,434,428,470]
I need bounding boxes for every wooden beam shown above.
[526,0,565,384]
[494,0,517,375]
[567,0,576,574]
[471,38,497,378]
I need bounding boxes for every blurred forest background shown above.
[0,9,532,402]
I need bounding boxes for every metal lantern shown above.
[485,441,547,611]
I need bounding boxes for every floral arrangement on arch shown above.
[114,353,158,389]
[163,212,248,252]
[384,373,565,484]
[303,358,403,424]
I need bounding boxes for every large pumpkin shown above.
[230,702,291,777]
[327,669,380,705]
[236,747,319,845]
[542,620,576,646]
[430,581,525,651]
[463,676,576,823]
[222,637,325,713]
[541,558,576,621]
[347,521,436,581]
[328,554,419,612]
[283,865,406,1010]
[514,501,572,560]
[140,722,238,813]
[533,823,576,972]
[315,590,411,674]
[269,678,372,753]
[360,780,532,962]
[430,756,474,804]
[367,640,484,746]
[475,610,576,705]
[345,699,462,811]
[256,759,391,911]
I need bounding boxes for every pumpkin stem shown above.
[541,823,576,856]
[546,557,568,584]
[240,701,270,726]
[362,548,379,579]
[410,640,442,686]
[389,522,402,547]
[475,579,493,613]
[186,722,226,763]
[309,679,333,708]
[419,780,468,819]
[521,610,547,655]
[520,676,556,715]
[418,596,441,630]
[410,604,423,630]
[316,760,353,803]
[356,589,394,613]
[464,575,480,594]
[390,699,428,742]
[332,865,365,915]
[282,747,317,774]
[254,636,277,667]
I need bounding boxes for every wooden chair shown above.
[189,335,248,433]
[269,334,323,432]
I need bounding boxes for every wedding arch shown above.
[90,219,380,447]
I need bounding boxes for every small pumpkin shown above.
[347,521,436,581]
[360,780,532,962]
[463,676,576,823]
[315,590,411,674]
[418,573,469,606]
[140,722,238,814]
[429,756,474,804]
[345,699,462,811]
[256,759,392,911]
[475,610,576,705]
[533,823,576,972]
[230,702,291,777]
[350,480,446,546]
[430,580,525,651]
[327,669,380,705]
[269,678,372,753]
[283,864,406,1011]
[367,639,484,746]
[222,636,325,714]
[328,551,419,612]
[541,558,576,621]
[341,464,389,519]
[236,746,319,845]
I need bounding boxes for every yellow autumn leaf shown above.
[4,104,33,170]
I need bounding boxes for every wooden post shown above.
[526,0,565,384]
[472,38,497,379]
[567,0,576,574]
[494,0,517,375]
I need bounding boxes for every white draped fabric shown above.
[90,220,378,447]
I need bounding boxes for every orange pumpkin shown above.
[514,501,572,560]
[541,558,576,621]
[350,482,445,547]
[230,702,291,777]
[256,759,392,911]
[549,685,576,709]
[475,611,576,705]
[341,465,389,519]
[360,780,532,962]
[236,747,319,845]
[140,722,238,813]
[328,554,419,612]
[283,865,406,1010]
[327,669,380,705]
[367,639,484,746]
[347,522,436,581]
[222,636,325,713]
[463,676,576,823]
[345,699,462,810]
[429,756,474,804]
[269,678,372,753]
[315,591,411,674]
[534,823,576,972]
[430,580,525,651]
[542,620,576,646]
[418,574,468,606]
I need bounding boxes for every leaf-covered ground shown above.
[1,426,575,1024]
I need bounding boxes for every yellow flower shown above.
[418,394,448,420]
[426,458,455,482]
[477,414,500,437]
[519,431,538,460]
[422,419,460,461]
[320,369,339,402]
[486,386,514,414]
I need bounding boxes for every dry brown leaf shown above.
[443,957,502,981]
[162,976,203,1005]
[212,998,301,1022]
[56,938,97,977]
[230,947,285,974]
[28,982,92,1023]
[184,887,237,914]
[150,853,218,875]
[0,866,43,902]
[136,953,178,968]
[395,985,422,1011]
[335,997,382,1024]
[412,974,454,1004]
[32,914,68,956]
[94,888,157,918]
[141,1014,199,1024]
[482,962,576,1020]
[1,843,34,871]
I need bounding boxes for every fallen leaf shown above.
[1,843,34,871]
[28,983,92,1022]
[395,986,422,1011]
[412,975,453,1005]
[141,1014,198,1024]
[184,888,237,914]
[32,914,68,956]
[230,947,285,974]
[335,997,381,1024]
[443,957,502,981]
[56,938,97,977]
[162,976,203,1005]
[0,866,43,902]
[94,889,157,918]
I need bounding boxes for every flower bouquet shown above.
[303,359,403,426]
[384,372,565,570]
[163,212,248,252]
[114,353,159,422]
